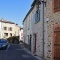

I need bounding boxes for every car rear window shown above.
[0,39,7,43]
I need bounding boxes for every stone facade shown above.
[23,0,44,58]
[23,0,60,60]
[44,0,60,60]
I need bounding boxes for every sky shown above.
[0,0,33,27]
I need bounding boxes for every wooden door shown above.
[28,35,30,45]
[30,34,32,51]
[54,27,60,60]
[34,34,37,53]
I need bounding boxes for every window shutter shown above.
[54,0,60,12]
[35,9,40,23]
[59,0,60,9]
[38,9,40,21]
[54,0,58,9]
[35,13,37,23]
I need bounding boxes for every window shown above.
[35,9,40,23]
[10,33,12,37]
[21,37,23,40]
[4,33,8,37]
[54,0,60,12]
[9,27,12,31]
[21,33,23,36]
[4,27,7,30]
[28,19,30,30]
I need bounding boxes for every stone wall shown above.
[45,0,60,60]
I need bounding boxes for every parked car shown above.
[0,39,8,50]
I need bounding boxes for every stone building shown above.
[45,0,60,60]
[23,0,45,57]
[23,0,60,60]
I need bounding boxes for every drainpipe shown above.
[42,0,44,58]
[41,0,46,58]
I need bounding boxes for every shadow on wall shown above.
[7,36,19,44]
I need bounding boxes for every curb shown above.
[23,48,44,60]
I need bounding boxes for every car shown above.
[0,39,8,50]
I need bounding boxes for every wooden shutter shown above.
[35,9,40,23]
[54,0,60,12]
[54,27,60,60]
[38,9,40,21]
[35,12,37,23]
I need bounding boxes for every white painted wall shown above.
[0,22,2,38]
[0,21,20,39]
[19,29,23,41]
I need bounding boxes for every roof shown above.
[23,0,36,23]
[23,0,41,23]
[0,19,15,24]
[31,0,41,6]
[31,0,37,6]
[20,27,23,30]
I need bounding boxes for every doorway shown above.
[34,34,37,53]
[54,27,60,60]
[29,34,32,51]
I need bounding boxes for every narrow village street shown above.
[0,44,44,60]
[0,0,60,60]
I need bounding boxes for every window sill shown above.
[35,20,40,24]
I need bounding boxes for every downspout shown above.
[43,0,44,58]
[41,0,46,58]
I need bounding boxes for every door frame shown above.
[30,34,32,51]
[52,25,60,60]
[33,33,37,53]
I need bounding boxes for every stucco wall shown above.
[19,29,23,41]
[0,22,19,39]
[23,19,28,44]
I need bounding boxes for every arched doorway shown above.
[54,27,60,60]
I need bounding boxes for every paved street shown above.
[0,44,43,60]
